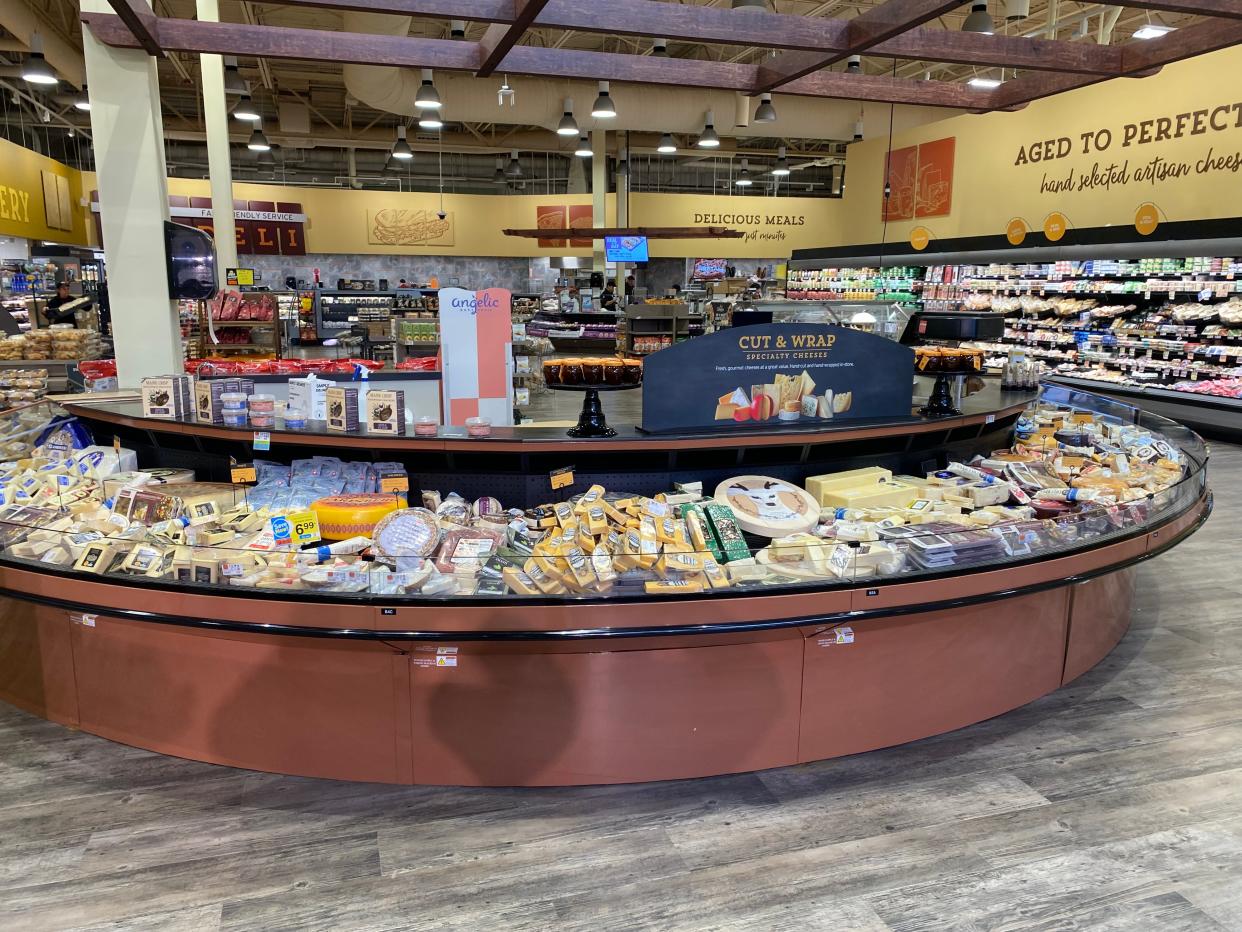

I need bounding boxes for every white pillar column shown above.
[81,0,182,384]
[195,0,238,283]
[615,142,629,295]
[591,128,607,271]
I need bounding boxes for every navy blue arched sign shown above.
[640,323,915,433]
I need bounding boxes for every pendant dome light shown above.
[771,145,790,176]
[222,57,247,95]
[962,3,994,34]
[493,158,507,184]
[233,93,260,122]
[846,55,862,73]
[657,133,677,154]
[415,69,442,110]
[73,88,90,112]
[557,98,579,136]
[246,123,271,152]
[418,108,444,130]
[853,107,864,141]
[591,81,616,119]
[21,36,57,86]
[449,20,466,37]
[734,159,753,187]
[1001,0,1029,21]
[391,124,414,160]
[652,38,669,57]
[697,110,721,148]
[575,135,593,157]
[753,93,777,123]
[505,149,523,177]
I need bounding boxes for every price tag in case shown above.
[550,465,576,490]
[253,431,271,452]
[288,510,321,544]
[231,464,258,484]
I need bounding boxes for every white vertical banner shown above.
[439,287,515,426]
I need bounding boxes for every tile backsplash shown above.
[246,254,547,294]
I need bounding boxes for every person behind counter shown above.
[43,283,90,328]
[599,284,619,312]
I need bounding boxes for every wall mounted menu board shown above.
[641,323,915,433]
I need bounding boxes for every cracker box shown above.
[325,387,360,432]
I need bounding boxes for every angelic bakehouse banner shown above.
[641,323,916,433]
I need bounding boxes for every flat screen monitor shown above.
[692,258,728,281]
[604,235,649,263]
[163,221,218,300]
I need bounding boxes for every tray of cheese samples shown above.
[0,401,1194,599]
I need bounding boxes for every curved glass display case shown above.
[0,383,1211,786]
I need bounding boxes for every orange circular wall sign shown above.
[1135,203,1160,236]
[909,227,931,250]
[1006,218,1028,246]
[1043,212,1069,242]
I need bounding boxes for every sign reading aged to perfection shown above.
[1015,97,1242,197]
[367,209,454,247]
[641,323,915,433]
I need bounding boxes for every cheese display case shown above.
[0,381,1210,786]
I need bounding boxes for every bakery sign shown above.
[640,323,915,433]
[90,193,307,255]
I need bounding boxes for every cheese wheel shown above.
[713,475,819,538]
[372,508,440,558]
[312,494,402,540]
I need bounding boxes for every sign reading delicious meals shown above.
[641,323,916,433]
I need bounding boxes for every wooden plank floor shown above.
[2,444,1240,931]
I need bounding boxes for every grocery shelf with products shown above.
[315,290,395,339]
[0,379,1207,786]
[786,265,923,304]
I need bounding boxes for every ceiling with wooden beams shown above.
[0,0,1236,195]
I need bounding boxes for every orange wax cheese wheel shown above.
[312,494,402,540]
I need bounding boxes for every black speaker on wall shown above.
[163,222,217,300]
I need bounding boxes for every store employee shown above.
[44,283,88,328]
[600,284,619,312]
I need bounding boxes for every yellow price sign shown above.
[380,474,410,494]
[288,510,321,544]
[550,466,575,490]
[230,464,258,484]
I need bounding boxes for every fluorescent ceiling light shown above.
[968,76,1003,88]
[1132,23,1175,39]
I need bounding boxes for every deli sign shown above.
[90,193,307,255]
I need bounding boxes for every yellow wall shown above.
[836,45,1242,249]
[0,137,92,246]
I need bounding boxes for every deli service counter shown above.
[0,325,1211,787]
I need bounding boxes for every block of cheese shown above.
[313,494,403,541]
[818,480,918,510]
[714,476,819,538]
[806,467,893,504]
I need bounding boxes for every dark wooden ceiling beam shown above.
[755,0,964,92]
[995,18,1242,108]
[82,11,1000,109]
[106,0,163,57]
[477,0,551,76]
[1106,0,1242,20]
[872,31,1126,75]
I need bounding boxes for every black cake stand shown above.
[548,383,640,438]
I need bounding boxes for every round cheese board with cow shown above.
[714,475,820,538]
